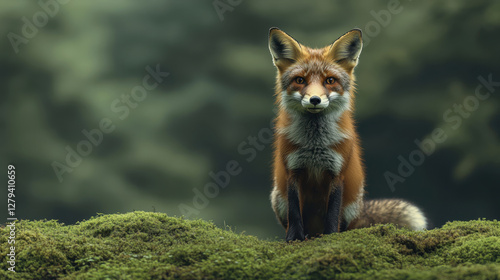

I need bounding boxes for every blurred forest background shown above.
[1,0,499,239]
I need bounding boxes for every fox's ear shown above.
[268,27,303,70]
[327,29,363,72]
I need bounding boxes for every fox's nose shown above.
[310,96,321,106]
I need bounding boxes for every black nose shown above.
[310,96,321,106]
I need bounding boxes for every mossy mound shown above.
[1,212,500,279]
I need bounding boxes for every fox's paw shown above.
[286,227,305,242]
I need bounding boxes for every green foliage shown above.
[1,212,500,279]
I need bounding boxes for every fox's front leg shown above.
[324,183,344,234]
[286,178,305,242]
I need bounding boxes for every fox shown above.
[268,27,427,241]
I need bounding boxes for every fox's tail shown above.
[348,199,428,231]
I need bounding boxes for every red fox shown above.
[268,28,427,241]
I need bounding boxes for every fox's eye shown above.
[295,77,305,84]
[325,77,336,84]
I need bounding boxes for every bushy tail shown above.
[348,199,427,231]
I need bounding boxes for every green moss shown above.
[1,212,499,279]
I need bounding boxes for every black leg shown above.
[286,181,305,242]
[339,219,348,232]
[324,184,343,235]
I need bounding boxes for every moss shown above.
[1,212,499,279]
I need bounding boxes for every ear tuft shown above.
[328,29,363,72]
[268,28,302,69]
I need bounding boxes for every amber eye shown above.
[295,77,305,84]
[326,77,336,84]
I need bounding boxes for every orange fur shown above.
[272,108,365,235]
[269,28,427,237]
[270,28,365,237]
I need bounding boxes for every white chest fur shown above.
[280,113,348,177]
